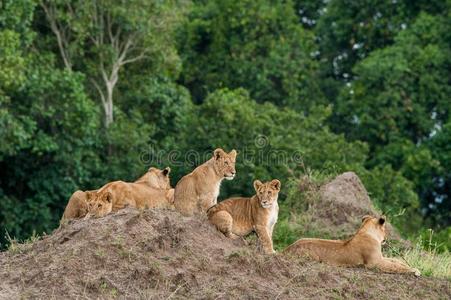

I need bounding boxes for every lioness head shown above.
[213,148,237,180]
[254,179,281,208]
[146,166,172,189]
[361,215,387,243]
[86,191,113,218]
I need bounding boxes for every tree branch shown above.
[40,1,73,71]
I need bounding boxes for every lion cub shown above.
[174,148,237,216]
[61,190,96,221]
[284,216,421,276]
[86,167,174,218]
[208,179,281,254]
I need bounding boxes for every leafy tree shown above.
[178,88,368,197]
[0,62,100,247]
[39,0,185,126]
[426,121,451,226]
[333,13,451,223]
[178,0,324,110]
[358,165,421,232]
[315,0,448,100]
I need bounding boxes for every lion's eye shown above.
[225,161,229,166]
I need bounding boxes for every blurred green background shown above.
[0,0,449,250]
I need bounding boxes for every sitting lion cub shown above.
[174,148,237,216]
[208,179,281,254]
[86,167,174,218]
[284,215,421,276]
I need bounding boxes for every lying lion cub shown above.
[61,190,96,221]
[208,179,281,254]
[174,148,237,216]
[284,216,421,276]
[86,167,174,218]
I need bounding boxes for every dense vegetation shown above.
[0,0,449,251]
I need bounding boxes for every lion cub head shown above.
[254,179,281,208]
[142,166,172,189]
[85,191,113,218]
[213,148,237,180]
[360,215,387,243]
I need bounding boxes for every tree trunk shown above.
[105,87,114,127]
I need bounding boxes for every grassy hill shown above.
[1,207,449,299]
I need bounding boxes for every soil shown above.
[300,172,405,243]
[0,207,449,299]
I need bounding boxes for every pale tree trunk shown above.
[41,1,149,128]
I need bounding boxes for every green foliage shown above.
[316,0,447,94]
[0,0,449,251]
[178,0,324,110]
[0,62,101,246]
[333,13,451,224]
[0,0,36,42]
[358,165,422,232]
[417,228,451,253]
[179,88,367,197]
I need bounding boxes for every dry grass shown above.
[403,246,451,279]
[5,231,41,255]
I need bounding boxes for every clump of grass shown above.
[403,246,450,279]
[6,231,41,254]
[226,248,252,260]
[282,168,333,216]
[401,230,451,279]
[385,230,451,279]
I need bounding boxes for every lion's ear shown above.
[270,179,281,191]
[85,191,97,202]
[163,167,171,176]
[214,148,225,160]
[103,192,112,203]
[361,215,372,223]
[253,180,263,191]
[379,216,386,225]
[229,149,237,159]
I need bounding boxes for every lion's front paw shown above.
[264,248,276,255]
[413,268,421,277]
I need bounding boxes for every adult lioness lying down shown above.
[284,216,420,276]
[85,167,175,218]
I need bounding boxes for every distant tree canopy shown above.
[0,0,449,248]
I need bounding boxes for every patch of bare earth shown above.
[0,207,449,299]
[299,172,406,243]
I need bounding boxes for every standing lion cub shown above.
[174,148,237,216]
[208,179,281,254]
[284,215,421,276]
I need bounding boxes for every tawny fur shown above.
[85,167,174,218]
[208,179,281,254]
[174,148,237,216]
[61,190,95,221]
[284,216,421,276]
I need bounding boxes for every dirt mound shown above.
[300,172,403,241]
[0,207,449,299]
[319,172,375,221]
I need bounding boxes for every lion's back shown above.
[62,190,88,221]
